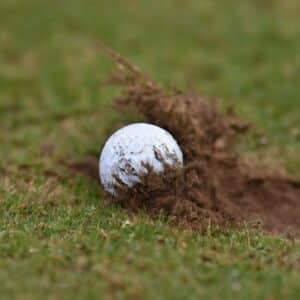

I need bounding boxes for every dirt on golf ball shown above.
[99,123,183,195]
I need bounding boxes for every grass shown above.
[0,0,300,299]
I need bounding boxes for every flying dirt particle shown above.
[71,43,300,237]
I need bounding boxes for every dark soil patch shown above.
[69,156,100,180]
[72,44,300,236]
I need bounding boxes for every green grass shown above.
[0,0,300,299]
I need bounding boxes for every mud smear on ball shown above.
[100,123,183,196]
[80,43,300,236]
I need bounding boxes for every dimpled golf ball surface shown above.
[99,123,183,195]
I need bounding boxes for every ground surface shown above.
[1,0,300,299]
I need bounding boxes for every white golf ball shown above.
[99,123,183,195]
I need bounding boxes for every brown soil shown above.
[77,44,300,236]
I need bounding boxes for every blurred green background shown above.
[0,0,299,299]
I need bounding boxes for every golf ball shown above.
[99,123,183,195]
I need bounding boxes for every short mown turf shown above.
[0,0,299,299]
